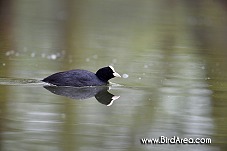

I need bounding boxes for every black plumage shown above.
[42,66,121,87]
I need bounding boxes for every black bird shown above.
[42,66,121,87]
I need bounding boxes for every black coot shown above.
[42,66,121,87]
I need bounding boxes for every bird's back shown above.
[42,69,107,87]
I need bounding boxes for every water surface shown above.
[1,1,227,151]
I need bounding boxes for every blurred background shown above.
[0,0,227,151]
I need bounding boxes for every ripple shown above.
[0,78,44,86]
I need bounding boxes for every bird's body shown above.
[43,69,107,87]
[42,66,121,87]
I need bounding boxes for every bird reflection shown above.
[43,86,120,106]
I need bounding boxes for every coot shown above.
[42,66,121,87]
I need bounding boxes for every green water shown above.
[0,1,227,151]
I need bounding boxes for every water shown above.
[1,0,227,151]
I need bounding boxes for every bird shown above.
[42,66,121,87]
